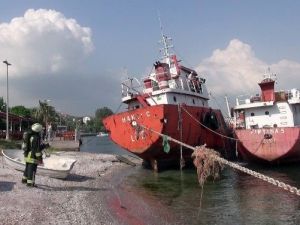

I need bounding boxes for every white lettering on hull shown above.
[121,111,151,124]
[250,128,285,135]
[130,128,146,142]
[262,138,275,144]
[120,111,151,142]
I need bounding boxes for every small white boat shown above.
[2,149,77,179]
[97,132,109,137]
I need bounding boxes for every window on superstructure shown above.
[173,96,177,102]
[265,111,269,115]
[251,112,255,116]
[192,99,195,104]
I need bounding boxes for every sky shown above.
[0,0,300,117]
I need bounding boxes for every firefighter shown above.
[21,123,43,187]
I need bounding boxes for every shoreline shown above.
[0,151,177,225]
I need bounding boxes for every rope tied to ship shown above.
[180,105,239,141]
[135,123,300,196]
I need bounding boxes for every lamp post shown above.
[45,99,51,141]
[3,60,11,140]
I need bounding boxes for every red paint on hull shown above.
[235,127,300,163]
[104,104,233,165]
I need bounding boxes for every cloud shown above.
[0,8,93,77]
[0,9,95,115]
[195,39,300,99]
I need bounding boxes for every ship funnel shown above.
[258,78,275,101]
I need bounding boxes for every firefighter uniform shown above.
[22,123,43,187]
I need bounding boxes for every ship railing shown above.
[286,89,300,100]
[141,75,204,94]
[121,77,143,97]
[171,76,204,94]
[235,94,252,106]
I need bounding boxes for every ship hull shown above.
[104,104,234,169]
[235,127,300,163]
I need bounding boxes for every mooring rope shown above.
[180,106,239,141]
[178,104,185,170]
[136,123,300,196]
[215,156,300,196]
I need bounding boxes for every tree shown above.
[11,105,31,117]
[95,107,113,131]
[0,97,5,112]
[32,100,56,126]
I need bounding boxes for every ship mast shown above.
[158,16,173,59]
[263,67,277,81]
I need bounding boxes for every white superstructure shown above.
[121,33,210,110]
[234,76,300,129]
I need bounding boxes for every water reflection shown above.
[126,165,300,225]
[80,136,128,155]
[82,136,300,224]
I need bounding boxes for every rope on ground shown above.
[136,123,300,196]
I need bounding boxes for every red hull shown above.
[235,127,300,163]
[104,104,234,167]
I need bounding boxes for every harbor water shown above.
[80,136,300,225]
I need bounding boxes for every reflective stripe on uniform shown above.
[25,151,38,164]
[25,134,42,164]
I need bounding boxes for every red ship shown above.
[103,33,234,170]
[233,72,300,163]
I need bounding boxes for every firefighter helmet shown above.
[31,123,43,133]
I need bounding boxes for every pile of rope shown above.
[192,145,224,186]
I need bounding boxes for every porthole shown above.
[265,111,270,115]
[251,112,255,116]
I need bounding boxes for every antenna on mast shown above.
[263,67,277,81]
[157,12,173,59]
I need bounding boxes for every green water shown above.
[125,166,300,225]
[81,136,300,225]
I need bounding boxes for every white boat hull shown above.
[2,149,76,179]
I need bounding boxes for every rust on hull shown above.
[235,127,300,163]
[104,104,234,167]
